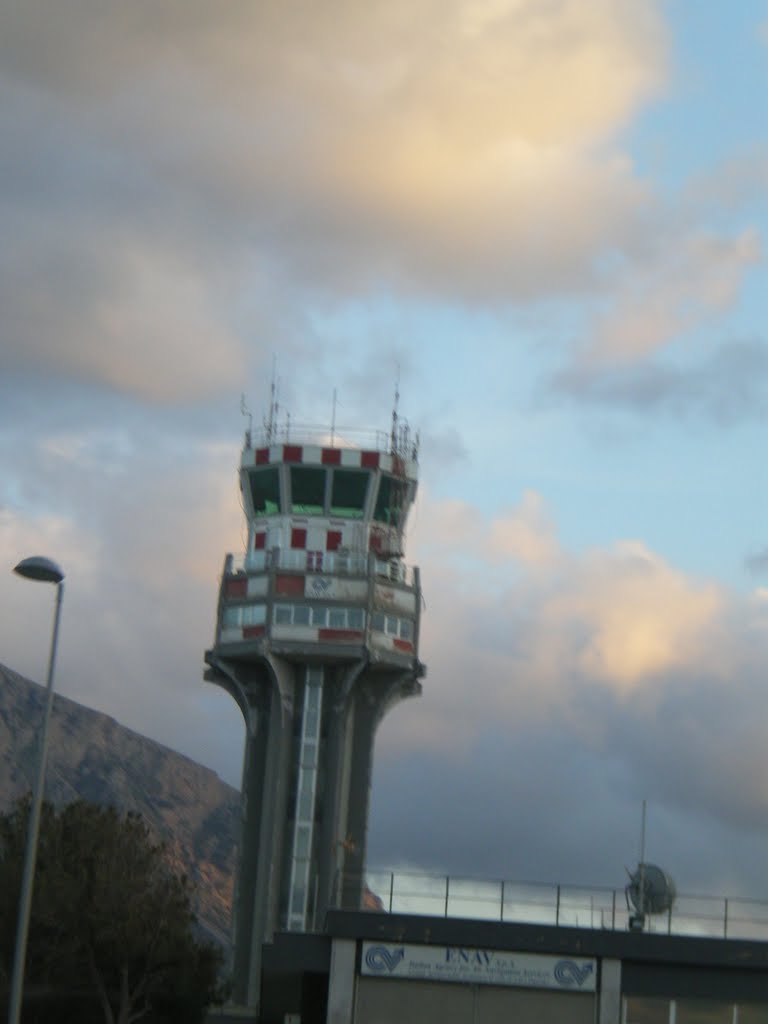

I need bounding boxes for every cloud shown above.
[487,491,559,567]
[551,338,768,422]
[580,230,761,366]
[745,547,768,577]
[371,492,768,893]
[0,0,669,368]
[0,212,248,402]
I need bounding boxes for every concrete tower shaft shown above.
[204,422,425,1008]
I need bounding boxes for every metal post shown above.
[724,898,729,938]
[500,881,505,922]
[444,876,450,917]
[388,872,394,913]
[556,884,561,926]
[8,579,64,1024]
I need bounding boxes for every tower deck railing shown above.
[227,549,417,586]
[352,870,768,942]
[245,422,419,461]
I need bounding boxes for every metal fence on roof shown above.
[352,870,768,942]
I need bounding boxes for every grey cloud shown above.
[368,646,768,901]
[745,548,768,576]
[0,0,665,339]
[550,339,768,423]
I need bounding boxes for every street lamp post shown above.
[7,556,65,1024]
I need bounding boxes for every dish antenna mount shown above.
[625,801,676,931]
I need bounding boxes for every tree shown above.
[0,798,225,1024]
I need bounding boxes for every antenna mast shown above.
[240,394,253,449]
[265,358,280,445]
[390,365,400,454]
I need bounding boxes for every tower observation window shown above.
[373,474,403,527]
[291,467,326,515]
[249,467,281,515]
[330,469,369,518]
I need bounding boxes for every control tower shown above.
[204,406,425,1008]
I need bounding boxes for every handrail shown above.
[346,869,768,942]
[226,549,417,586]
[245,421,419,461]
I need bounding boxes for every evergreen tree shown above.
[0,798,225,1023]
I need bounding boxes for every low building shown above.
[245,908,768,1024]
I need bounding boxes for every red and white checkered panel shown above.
[246,445,417,480]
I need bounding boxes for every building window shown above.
[348,608,364,630]
[273,604,365,630]
[242,605,266,626]
[328,608,346,629]
[330,469,369,518]
[290,467,326,515]
[373,474,403,527]
[222,607,241,628]
[306,550,323,571]
[248,467,281,515]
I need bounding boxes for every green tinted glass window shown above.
[331,469,369,518]
[249,467,281,515]
[373,474,402,526]
[291,467,326,515]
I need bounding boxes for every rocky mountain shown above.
[0,663,238,948]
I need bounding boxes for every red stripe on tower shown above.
[322,448,341,465]
[243,625,265,639]
[319,629,364,643]
[361,451,379,469]
[255,448,270,465]
[283,445,303,462]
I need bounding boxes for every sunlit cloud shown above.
[582,229,761,366]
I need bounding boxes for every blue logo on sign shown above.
[554,961,594,987]
[365,946,405,973]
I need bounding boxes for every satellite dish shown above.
[626,862,676,916]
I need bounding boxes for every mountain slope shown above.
[0,663,238,946]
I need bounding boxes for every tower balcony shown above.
[211,548,422,665]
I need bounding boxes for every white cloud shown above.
[582,229,762,365]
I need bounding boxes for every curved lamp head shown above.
[13,556,65,585]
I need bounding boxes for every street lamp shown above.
[7,556,65,1024]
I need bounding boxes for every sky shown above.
[2,0,768,905]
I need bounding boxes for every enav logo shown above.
[554,960,594,987]
[364,946,405,973]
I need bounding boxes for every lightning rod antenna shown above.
[240,394,253,448]
[391,364,400,453]
[265,357,280,444]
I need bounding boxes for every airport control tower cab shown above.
[204,402,425,1009]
